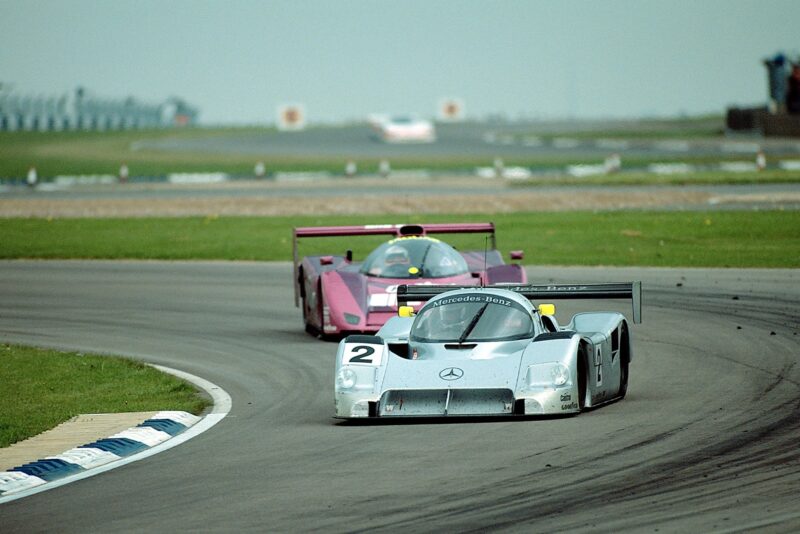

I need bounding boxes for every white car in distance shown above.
[369,114,436,143]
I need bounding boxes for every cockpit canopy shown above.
[410,293,535,343]
[360,237,469,279]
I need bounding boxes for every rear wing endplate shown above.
[397,282,642,323]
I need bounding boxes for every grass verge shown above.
[0,344,211,448]
[512,115,726,140]
[2,125,798,180]
[1,211,798,268]
[509,169,800,186]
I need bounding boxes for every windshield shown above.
[410,293,534,343]
[360,237,469,279]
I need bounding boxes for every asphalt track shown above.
[1,261,798,532]
[135,122,800,160]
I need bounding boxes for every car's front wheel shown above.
[314,281,332,340]
[577,343,588,410]
[302,295,317,335]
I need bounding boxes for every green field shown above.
[3,119,798,182]
[520,115,727,140]
[0,344,211,448]
[2,211,798,268]
[510,169,800,186]
[0,128,280,179]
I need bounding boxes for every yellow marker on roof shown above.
[538,303,556,316]
[398,306,415,317]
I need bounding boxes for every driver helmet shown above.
[439,304,465,326]
[385,245,410,265]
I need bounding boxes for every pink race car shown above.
[292,223,526,338]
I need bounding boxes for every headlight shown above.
[550,363,570,387]
[336,367,357,389]
[527,362,571,388]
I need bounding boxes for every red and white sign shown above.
[438,98,464,122]
[277,104,306,131]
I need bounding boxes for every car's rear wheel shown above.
[617,324,630,399]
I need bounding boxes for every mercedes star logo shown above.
[439,367,464,380]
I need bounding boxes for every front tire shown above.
[315,281,333,341]
[577,343,588,410]
[302,279,323,337]
[302,296,318,336]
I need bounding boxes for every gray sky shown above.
[1,0,798,125]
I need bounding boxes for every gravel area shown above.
[0,190,714,217]
[1,178,798,217]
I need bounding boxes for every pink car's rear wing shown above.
[292,223,496,306]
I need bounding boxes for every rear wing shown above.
[292,223,496,306]
[293,222,495,240]
[397,282,642,324]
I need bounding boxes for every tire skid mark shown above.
[345,288,800,532]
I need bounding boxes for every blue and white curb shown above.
[0,411,198,495]
[0,364,231,503]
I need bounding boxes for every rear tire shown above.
[618,358,629,399]
[617,324,630,399]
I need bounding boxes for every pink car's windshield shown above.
[360,238,469,279]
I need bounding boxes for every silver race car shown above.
[334,282,641,419]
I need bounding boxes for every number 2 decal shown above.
[349,345,375,363]
[343,344,382,366]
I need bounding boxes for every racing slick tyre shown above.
[302,296,317,336]
[315,281,333,341]
[577,343,588,410]
[617,324,630,399]
[299,267,318,336]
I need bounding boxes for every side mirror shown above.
[320,255,334,266]
[538,303,556,316]
[398,306,415,318]
[510,250,524,261]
